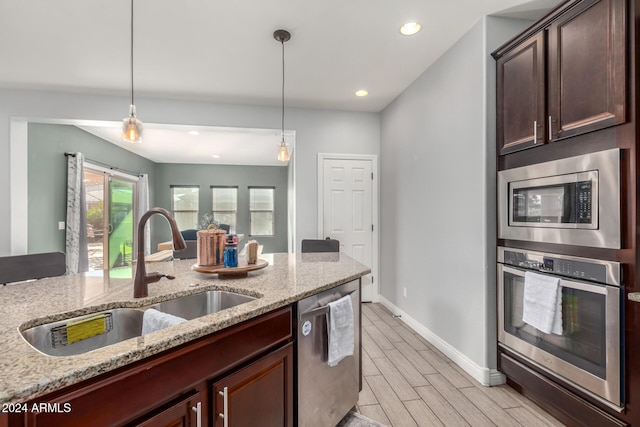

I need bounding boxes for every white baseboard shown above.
[377,296,505,387]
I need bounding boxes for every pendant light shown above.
[122,0,143,143]
[274,29,291,162]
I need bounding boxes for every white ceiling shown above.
[1,0,561,165]
[77,122,294,166]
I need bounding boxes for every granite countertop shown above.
[0,252,370,405]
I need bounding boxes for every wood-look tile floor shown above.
[356,303,565,427]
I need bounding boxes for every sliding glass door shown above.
[108,177,136,268]
[84,167,137,271]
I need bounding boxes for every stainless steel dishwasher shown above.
[297,279,361,427]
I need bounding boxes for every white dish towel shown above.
[522,271,563,335]
[142,308,187,336]
[326,294,354,367]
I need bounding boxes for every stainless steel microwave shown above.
[498,149,621,248]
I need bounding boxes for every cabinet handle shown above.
[533,120,537,144]
[191,401,202,427]
[548,115,553,141]
[218,387,229,427]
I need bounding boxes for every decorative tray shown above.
[191,259,268,278]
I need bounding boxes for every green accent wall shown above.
[28,123,289,255]
[27,123,157,254]
[153,163,289,253]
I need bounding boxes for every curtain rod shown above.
[64,152,143,177]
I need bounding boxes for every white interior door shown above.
[322,158,375,302]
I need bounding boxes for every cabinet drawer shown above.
[499,351,626,427]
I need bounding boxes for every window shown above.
[249,187,274,236]
[211,186,238,233]
[171,186,199,230]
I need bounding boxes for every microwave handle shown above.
[499,264,608,296]
[533,120,537,144]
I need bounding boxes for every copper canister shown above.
[197,225,227,266]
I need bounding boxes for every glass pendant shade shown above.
[277,139,289,162]
[122,105,143,143]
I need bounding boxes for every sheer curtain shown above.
[65,152,89,273]
[137,174,150,256]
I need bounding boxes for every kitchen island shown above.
[0,252,369,426]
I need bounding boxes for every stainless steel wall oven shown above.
[497,247,622,408]
[498,148,621,248]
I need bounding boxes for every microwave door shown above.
[508,172,599,230]
[539,187,564,222]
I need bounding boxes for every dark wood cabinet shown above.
[499,351,627,427]
[11,307,293,427]
[497,32,546,153]
[134,390,205,427]
[547,0,626,141]
[212,343,293,427]
[494,0,638,425]
[494,0,627,154]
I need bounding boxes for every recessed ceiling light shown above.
[188,131,199,136]
[400,22,421,36]
[355,90,369,97]
[211,154,220,158]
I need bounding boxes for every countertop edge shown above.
[0,261,369,405]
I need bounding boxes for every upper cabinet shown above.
[548,0,626,140]
[494,0,627,155]
[496,32,546,153]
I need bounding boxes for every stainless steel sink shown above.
[149,290,257,320]
[20,308,145,357]
[19,291,257,357]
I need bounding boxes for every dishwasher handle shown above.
[300,290,356,320]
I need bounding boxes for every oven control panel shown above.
[541,257,605,282]
[501,249,607,283]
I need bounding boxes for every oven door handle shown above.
[500,265,608,295]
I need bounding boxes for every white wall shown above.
[0,89,379,256]
[379,16,531,384]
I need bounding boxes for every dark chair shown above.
[180,229,198,241]
[218,224,231,233]
[173,240,198,259]
[0,252,66,285]
[301,238,340,253]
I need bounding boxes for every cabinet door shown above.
[496,31,546,154]
[547,0,626,141]
[135,391,206,427]
[212,343,293,427]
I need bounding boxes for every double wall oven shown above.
[497,149,623,409]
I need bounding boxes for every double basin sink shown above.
[20,290,257,357]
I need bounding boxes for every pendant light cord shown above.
[281,39,285,138]
[130,0,135,107]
